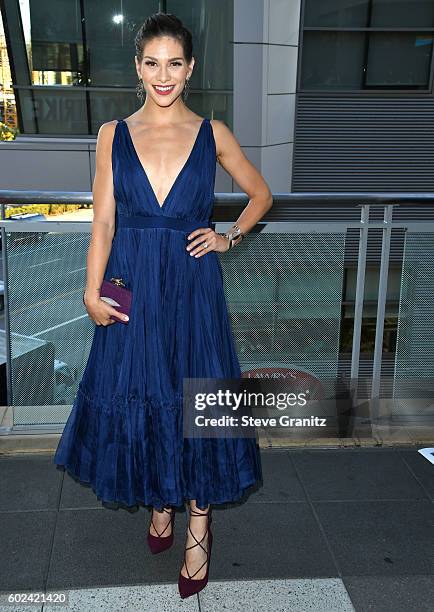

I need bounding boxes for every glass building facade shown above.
[0,0,234,135]
[300,0,434,91]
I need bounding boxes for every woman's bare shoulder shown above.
[93,121,119,168]
[97,120,118,139]
[209,118,228,133]
[94,121,119,156]
[209,119,237,159]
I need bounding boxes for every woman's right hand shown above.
[83,290,129,326]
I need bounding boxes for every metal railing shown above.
[1,190,434,435]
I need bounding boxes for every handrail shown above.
[1,189,434,207]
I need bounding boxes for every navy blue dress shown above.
[53,117,262,511]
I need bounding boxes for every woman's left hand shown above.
[186,228,229,257]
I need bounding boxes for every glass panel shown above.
[366,32,433,88]
[371,0,434,28]
[5,0,234,134]
[23,0,159,87]
[346,268,406,303]
[89,89,233,133]
[393,232,434,421]
[18,87,88,134]
[84,0,156,87]
[6,227,344,419]
[301,31,365,89]
[304,0,434,28]
[167,0,234,92]
[304,0,370,28]
[301,31,433,90]
[28,0,84,85]
[89,89,140,131]
[220,231,346,379]
[3,226,95,425]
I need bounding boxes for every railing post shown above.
[371,204,394,420]
[350,204,369,401]
[1,217,13,407]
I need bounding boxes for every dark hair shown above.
[135,13,193,64]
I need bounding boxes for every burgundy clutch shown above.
[82,277,132,324]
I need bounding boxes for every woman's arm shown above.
[212,119,273,238]
[83,121,128,324]
[187,119,273,257]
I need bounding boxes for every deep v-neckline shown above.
[122,117,206,211]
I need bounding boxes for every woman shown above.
[54,12,272,599]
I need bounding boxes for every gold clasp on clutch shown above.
[110,277,126,287]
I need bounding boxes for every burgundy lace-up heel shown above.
[178,506,213,598]
[147,506,175,554]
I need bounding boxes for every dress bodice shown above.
[112,117,217,224]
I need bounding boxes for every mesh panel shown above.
[218,231,346,379]
[5,227,346,427]
[5,229,95,425]
[393,232,434,416]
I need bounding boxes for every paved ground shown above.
[0,446,433,611]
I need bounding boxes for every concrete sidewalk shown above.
[0,447,433,611]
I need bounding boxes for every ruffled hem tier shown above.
[53,387,262,512]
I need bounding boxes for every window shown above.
[300,0,434,91]
[1,0,234,135]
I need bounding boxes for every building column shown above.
[232,0,301,193]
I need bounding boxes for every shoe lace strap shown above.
[189,507,210,517]
[184,507,211,579]
[150,507,173,537]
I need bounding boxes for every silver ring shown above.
[203,242,208,249]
